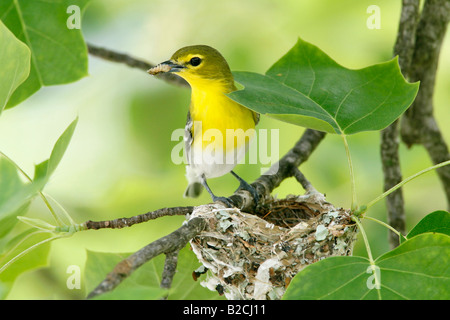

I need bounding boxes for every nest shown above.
[189,192,358,300]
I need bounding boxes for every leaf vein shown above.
[27,26,79,62]
[13,0,44,85]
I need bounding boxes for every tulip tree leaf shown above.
[0,20,30,114]
[229,38,419,135]
[407,210,450,239]
[0,0,90,108]
[283,233,450,300]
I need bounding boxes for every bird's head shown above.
[149,45,235,91]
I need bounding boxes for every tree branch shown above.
[400,0,450,209]
[381,121,406,247]
[381,0,421,248]
[87,216,206,299]
[393,0,421,75]
[85,128,326,299]
[87,43,188,87]
[230,129,326,211]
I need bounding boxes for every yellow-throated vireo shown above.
[148,45,259,207]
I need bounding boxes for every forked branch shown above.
[84,125,325,298]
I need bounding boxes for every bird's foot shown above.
[212,196,235,208]
[235,181,259,206]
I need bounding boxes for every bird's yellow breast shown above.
[189,81,256,153]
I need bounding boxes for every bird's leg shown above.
[230,171,259,205]
[200,174,235,208]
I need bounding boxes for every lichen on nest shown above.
[188,192,358,300]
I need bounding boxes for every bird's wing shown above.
[253,111,260,125]
[184,109,194,164]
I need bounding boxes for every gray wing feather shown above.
[184,110,193,165]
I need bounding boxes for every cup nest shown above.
[189,192,358,300]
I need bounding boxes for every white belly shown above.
[187,141,248,179]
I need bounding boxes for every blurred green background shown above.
[0,0,449,299]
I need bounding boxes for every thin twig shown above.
[292,167,317,194]
[87,42,188,87]
[83,206,194,230]
[160,249,180,299]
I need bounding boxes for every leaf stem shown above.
[366,160,450,210]
[43,192,76,226]
[362,215,402,239]
[352,215,374,264]
[352,215,382,297]
[341,134,357,211]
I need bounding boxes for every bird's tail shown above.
[183,166,203,198]
[184,182,203,198]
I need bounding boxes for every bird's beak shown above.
[147,60,186,75]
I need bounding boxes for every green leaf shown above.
[33,118,78,185]
[0,20,30,114]
[407,210,450,239]
[85,250,168,300]
[93,286,167,300]
[0,158,35,234]
[0,232,52,299]
[169,245,225,300]
[283,233,450,300]
[0,118,77,238]
[85,246,221,300]
[0,0,90,108]
[376,233,449,299]
[229,38,419,135]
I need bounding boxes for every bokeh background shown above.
[1,0,449,299]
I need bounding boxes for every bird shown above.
[148,45,259,207]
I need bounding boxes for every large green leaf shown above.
[0,231,52,299]
[229,38,419,135]
[283,233,450,300]
[85,246,221,300]
[0,20,30,114]
[0,0,90,108]
[407,210,450,239]
[85,251,167,300]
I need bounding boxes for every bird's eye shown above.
[190,57,202,67]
